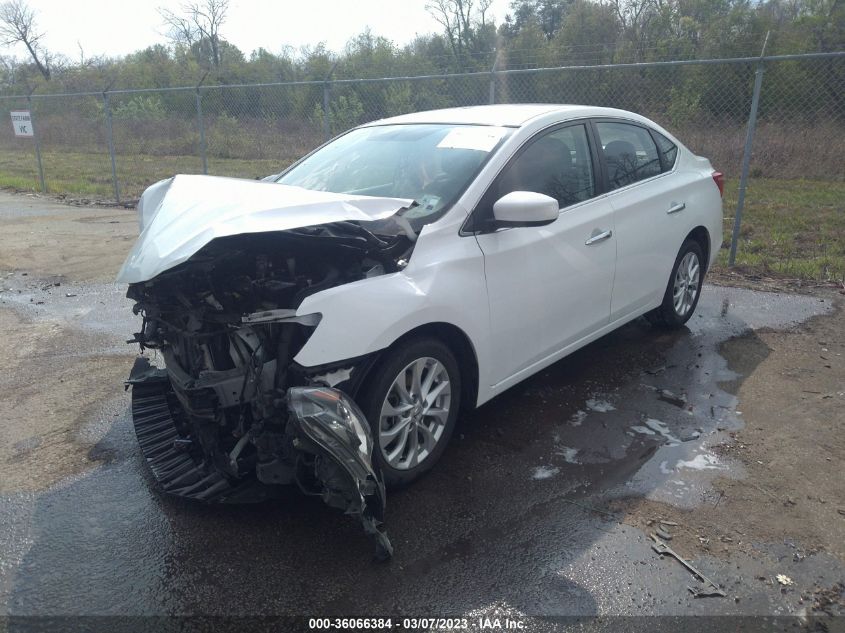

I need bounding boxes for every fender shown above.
[293,218,495,403]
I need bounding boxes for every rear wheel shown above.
[646,239,704,328]
[358,337,461,489]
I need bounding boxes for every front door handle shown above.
[667,202,686,214]
[585,229,612,245]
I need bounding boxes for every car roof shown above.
[363,104,635,128]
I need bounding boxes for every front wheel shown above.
[646,239,705,328]
[358,337,461,489]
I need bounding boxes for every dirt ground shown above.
[0,192,136,282]
[0,194,136,492]
[609,301,845,566]
[0,308,131,493]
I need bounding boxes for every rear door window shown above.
[595,122,662,191]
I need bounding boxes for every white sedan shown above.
[120,104,723,556]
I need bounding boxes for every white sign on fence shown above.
[10,110,34,137]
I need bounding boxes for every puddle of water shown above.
[676,453,726,471]
[657,388,687,408]
[569,410,587,426]
[586,398,615,413]
[538,285,833,510]
[556,447,580,464]
[532,465,560,480]
[630,425,656,436]
[642,418,682,445]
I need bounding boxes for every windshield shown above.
[277,124,511,231]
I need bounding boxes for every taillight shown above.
[712,171,725,197]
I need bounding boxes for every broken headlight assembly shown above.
[287,387,393,561]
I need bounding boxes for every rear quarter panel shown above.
[680,151,723,271]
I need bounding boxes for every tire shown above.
[358,337,461,489]
[645,239,705,329]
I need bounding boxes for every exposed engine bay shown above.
[125,220,415,561]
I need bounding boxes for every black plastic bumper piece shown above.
[128,356,270,504]
[127,357,393,558]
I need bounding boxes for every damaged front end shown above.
[122,177,415,559]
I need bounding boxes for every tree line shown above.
[0,0,841,185]
[0,0,842,95]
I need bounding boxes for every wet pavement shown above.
[0,273,842,628]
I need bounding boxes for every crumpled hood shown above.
[116,174,413,284]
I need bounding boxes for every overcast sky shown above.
[11,0,513,61]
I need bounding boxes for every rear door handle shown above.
[585,229,612,245]
[667,202,686,214]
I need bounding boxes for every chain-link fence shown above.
[0,51,843,266]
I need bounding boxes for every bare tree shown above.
[0,0,50,80]
[604,0,660,60]
[478,0,493,26]
[159,0,229,69]
[426,0,492,69]
[426,0,461,63]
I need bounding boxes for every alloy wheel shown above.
[672,251,700,317]
[378,357,452,470]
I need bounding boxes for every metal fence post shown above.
[196,73,208,175]
[102,90,120,204]
[489,50,500,104]
[322,81,331,141]
[729,33,770,266]
[196,90,208,175]
[27,92,46,193]
[322,61,339,142]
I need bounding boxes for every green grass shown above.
[0,148,287,200]
[1,148,842,281]
[719,178,845,282]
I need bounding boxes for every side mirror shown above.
[492,191,559,227]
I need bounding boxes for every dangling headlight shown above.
[287,386,392,560]
[287,387,372,459]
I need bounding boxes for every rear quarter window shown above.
[652,130,678,172]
